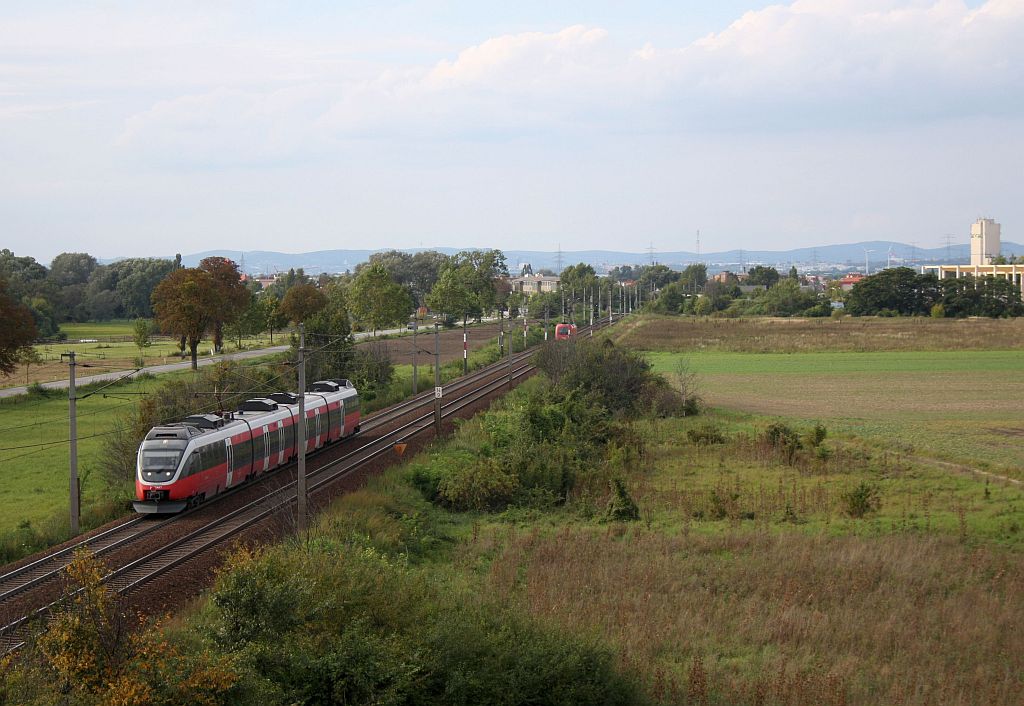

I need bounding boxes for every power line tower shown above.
[695,230,701,260]
[647,242,655,266]
[944,234,955,261]
[555,244,563,274]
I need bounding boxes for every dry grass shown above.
[473,526,1024,705]
[611,315,1024,353]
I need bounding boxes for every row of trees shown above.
[0,249,182,336]
[147,249,513,370]
[846,267,1024,317]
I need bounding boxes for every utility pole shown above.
[433,323,441,434]
[507,311,514,390]
[63,352,79,535]
[296,324,307,533]
[462,318,468,375]
[544,306,549,340]
[411,317,418,395]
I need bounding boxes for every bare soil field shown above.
[362,321,514,366]
[610,314,1024,352]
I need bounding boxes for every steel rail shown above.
[0,336,543,605]
[0,360,536,653]
[0,317,614,653]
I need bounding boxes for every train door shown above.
[314,409,322,448]
[339,399,346,438]
[261,425,270,472]
[225,439,234,488]
[277,422,285,465]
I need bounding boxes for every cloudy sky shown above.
[2,0,1022,264]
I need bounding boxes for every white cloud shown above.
[104,0,1024,165]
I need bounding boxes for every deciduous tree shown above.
[151,268,218,370]
[348,262,412,336]
[280,283,327,325]
[0,277,38,376]
[199,257,250,352]
[427,268,476,326]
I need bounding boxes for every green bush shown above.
[841,482,882,518]
[438,458,519,512]
[687,423,726,445]
[605,478,640,522]
[211,549,305,649]
[806,423,828,448]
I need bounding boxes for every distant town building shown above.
[838,274,864,291]
[510,274,560,294]
[922,218,1023,295]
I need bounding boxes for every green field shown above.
[2,320,284,390]
[647,349,1024,479]
[0,375,169,538]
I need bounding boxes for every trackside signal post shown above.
[62,352,80,535]
[297,324,307,533]
[411,317,418,394]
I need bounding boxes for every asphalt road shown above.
[0,322,496,399]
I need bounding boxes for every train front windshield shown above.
[139,440,187,483]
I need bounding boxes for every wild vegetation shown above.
[7,334,1018,704]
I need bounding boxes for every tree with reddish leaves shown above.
[0,277,38,376]
[280,283,327,325]
[199,257,251,353]
[152,268,218,370]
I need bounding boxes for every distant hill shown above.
[151,241,1024,274]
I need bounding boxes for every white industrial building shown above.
[922,218,1023,294]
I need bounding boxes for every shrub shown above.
[931,303,946,318]
[687,423,726,445]
[437,458,519,512]
[211,548,304,649]
[806,423,828,448]
[605,478,640,522]
[841,482,882,518]
[761,421,802,463]
[26,381,50,397]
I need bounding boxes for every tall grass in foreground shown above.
[476,526,1023,705]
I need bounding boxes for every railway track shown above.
[0,318,613,654]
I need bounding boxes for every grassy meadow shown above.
[0,374,178,556]
[603,316,1024,481]
[1,319,283,390]
[7,333,1023,705]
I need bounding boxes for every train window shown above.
[234,439,251,471]
[139,440,186,482]
[180,452,199,478]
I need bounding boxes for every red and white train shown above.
[554,323,577,340]
[133,379,360,514]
